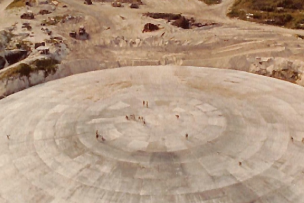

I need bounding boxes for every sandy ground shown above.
[1,0,304,80]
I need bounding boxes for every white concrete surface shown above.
[1,66,304,203]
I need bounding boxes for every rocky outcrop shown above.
[249,57,304,84]
[0,59,117,98]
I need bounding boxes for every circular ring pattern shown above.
[1,66,304,203]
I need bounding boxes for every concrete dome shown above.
[1,66,304,203]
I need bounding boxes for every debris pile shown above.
[22,23,32,31]
[25,0,35,6]
[20,11,34,19]
[42,17,61,25]
[143,12,218,29]
[171,16,190,29]
[111,2,122,7]
[84,0,92,5]
[79,25,86,35]
[36,46,50,55]
[61,15,82,23]
[143,13,182,21]
[41,27,52,35]
[119,0,142,4]
[69,26,89,40]
[130,3,139,9]
[249,57,304,84]
[35,42,46,49]
[142,23,160,33]
[69,31,77,38]
[39,10,51,15]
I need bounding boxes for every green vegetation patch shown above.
[228,0,304,29]
[200,0,221,5]
[0,63,32,79]
[143,13,182,20]
[32,58,59,78]
[0,58,60,80]
[118,0,142,4]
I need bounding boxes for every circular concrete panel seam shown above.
[0,66,304,203]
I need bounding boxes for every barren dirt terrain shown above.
[1,0,304,96]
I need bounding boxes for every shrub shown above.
[228,8,246,19]
[32,58,59,77]
[143,13,182,20]
[0,58,60,80]
[252,13,262,19]
[200,0,221,5]
[228,0,304,29]
[252,4,275,12]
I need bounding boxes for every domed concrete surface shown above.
[1,66,304,203]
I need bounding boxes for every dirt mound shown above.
[39,9,51,15]
[171,16,190,29]
[130,3,139,8]
[20,12,34,19]
[84,0,92,5]
[142,23,160,33]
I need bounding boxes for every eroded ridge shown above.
[1,66,304,203]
